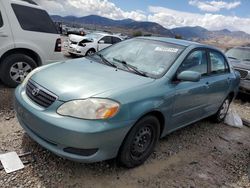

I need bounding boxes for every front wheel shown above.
[0,54,37,87]
[85,49,96,56]
[118,116,160,168]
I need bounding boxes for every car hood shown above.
[31,58,155,101]
[229,59,250,70]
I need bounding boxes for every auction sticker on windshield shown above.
[154,47,179,53]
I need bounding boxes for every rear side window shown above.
[112,37,121,44]
[11,4,58,34]
[209,51,229,74]
[0,12,3,27]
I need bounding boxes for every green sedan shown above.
[15,37,240,168]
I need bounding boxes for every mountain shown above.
[171,26,250,41]
[171,26,209,39]
[51,15,174,37]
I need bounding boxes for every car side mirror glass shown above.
[99,40,105,44]
[177,71,201,82]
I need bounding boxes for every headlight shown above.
[57,98,120,120]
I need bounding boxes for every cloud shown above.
[34,0,250,34]
[189,0,241,12]
[34,0,146,21]
[147,6,250,33]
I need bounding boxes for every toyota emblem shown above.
[31,88,40,96]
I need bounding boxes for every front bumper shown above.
[239,79,250,94]
[15,86,133,162]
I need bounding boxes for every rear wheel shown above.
[0,54,37,87]
[213,97,231,123]
[118,116,160,168]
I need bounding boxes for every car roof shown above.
[232,46,250,50]
[10,0,43,9]
[138,36,217,49]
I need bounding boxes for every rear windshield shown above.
[11,4,58,34]
[0,11,3,27]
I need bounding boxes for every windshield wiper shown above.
[96,54,117,68]
[227,56,238,60]
[242,59,250,61]
[113,58,148,77]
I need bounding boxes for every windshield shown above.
[226,48,250,63]
[85,33,102,40]
[97,38,185,78]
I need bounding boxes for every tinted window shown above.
[179,50,208,76]
[112,37,121,44]
[209,51,228,74]
[12,4,58,34]
[0,12,3,27]
[100,36,112,44]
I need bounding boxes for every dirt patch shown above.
[0,85,250,187]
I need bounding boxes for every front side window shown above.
[100,36,112,44]
[11,4,57,34]
[178,50,208,76]
[97,38,185,78]
[209,51,228,74]
[0,11,3,27]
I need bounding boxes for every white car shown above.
[0,0,63,87]
[67,33,123,57]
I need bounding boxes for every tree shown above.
[175,35,183,39]
[133,31,143,37]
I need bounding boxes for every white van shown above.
[0,0,63,87]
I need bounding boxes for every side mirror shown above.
[99,40,105,44]
[177,71,201,82]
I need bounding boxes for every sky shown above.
[34,0,250,33]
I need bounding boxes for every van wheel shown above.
[86,49,95,56]
[213,97,231,123]
[0,54,37,87]
[118,116,160,168]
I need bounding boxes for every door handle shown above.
[0,32,8,37]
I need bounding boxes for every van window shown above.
[11,4,58,34]
[0,12,3,27]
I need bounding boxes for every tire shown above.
[118,116,160,168]
[68,52,78,58]
[0,54,37,87]
[85,49,96,56]
[212,97,231,123]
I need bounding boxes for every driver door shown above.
[97,36,112,51]
[171,49,211,129]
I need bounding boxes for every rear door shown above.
[171,49,211,128]
[112,37,122,44]
[205,50,231,111]
[0,1,14,57]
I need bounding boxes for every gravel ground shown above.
[0,83,250,188]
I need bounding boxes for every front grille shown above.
[234,68,248,79]
[26,80,57,108]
